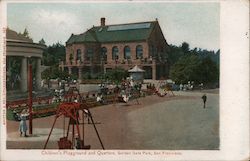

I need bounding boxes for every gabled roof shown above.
[66,21,158,45]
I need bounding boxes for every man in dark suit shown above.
[202,94,207,108]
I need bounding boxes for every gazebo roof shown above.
[128,65,145,73]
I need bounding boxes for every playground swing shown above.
[43,102,104,150]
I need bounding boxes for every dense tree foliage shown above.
[41,65,69,80]
[104,68,129,84]
[41,42,65,66]
[169,42,220,86]
[197,56,219,84]
[170,54,200,84]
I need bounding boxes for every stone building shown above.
[60,18,169,80]
[6,29,46,92]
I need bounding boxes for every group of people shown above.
[179,81,194,91]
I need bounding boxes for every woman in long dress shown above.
[19,109,29,137]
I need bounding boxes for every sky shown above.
[7,2,220,51]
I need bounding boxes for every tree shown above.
[41,65,69,80]
[39,38,46,45]
[181,42,190,54]
[23,28,29,38]
[170,54,219,86]
[42,42,66,66]
[104,68,128,84]
[197,56,219,84]
[168,44,184,66]
[169,54,200,84]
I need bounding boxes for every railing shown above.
[106,58,155,65]
[60,58,162,67]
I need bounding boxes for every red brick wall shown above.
[101,41,148,64]
[66,43,101,65]
[66,44,85,65]
[147,21,169,58]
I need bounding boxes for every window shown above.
[136,45,143,59]
[112,46,119,60]
[124,46,131,59]
[86,48,93,61]
[101,47,107,61]
[76,49,81,61]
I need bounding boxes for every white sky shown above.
[7,2,220,51]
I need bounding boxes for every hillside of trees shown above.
[168,42,219,87]
[40,40,65,66]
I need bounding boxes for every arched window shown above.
[76,49,81,61]
[136,45,143,59]
[101,47,107,61]
[112,46,119,60]
[124,46,131,59]
[86,48,93,61]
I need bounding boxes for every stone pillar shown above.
[144,43,149,59]
[20,57,28,92]
[106,46,112,63]
[78,67,82,80]
[36,58,42,90]
[152,65,156,80]
[131,45,136,60]
[68,67,72,75]
[118,45,123,61]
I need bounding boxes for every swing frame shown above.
[43,102,104,149]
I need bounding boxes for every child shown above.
[19,109,29,137]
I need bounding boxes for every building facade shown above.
[60,18,170,80]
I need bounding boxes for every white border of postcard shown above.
[0,0,249,161]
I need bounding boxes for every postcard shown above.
[0,0,249,161]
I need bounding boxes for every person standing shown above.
[19,109,29,137]
[202,94,207,109]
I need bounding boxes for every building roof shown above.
[6,28,33,43]
[66,21,158,45]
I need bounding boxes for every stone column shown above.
[131,46,136,60]
[78,67,82,80]
[106,46,112,63]
[61,61,64,72]
[68,67,72,75]
[36,58,42,90]
[152,64,156,80]
[20,57,28,92]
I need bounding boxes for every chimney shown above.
[101,17,105,26]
